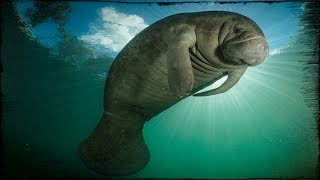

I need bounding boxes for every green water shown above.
[1,2,318,178]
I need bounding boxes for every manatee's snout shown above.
[222,37,269,66]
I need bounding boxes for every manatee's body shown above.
[80,11,269,176]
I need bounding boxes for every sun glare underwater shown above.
[1,0,318,178]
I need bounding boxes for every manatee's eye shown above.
[234,28,243,35]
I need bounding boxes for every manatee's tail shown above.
[79,112,150,176]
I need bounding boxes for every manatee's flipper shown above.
[79,112,149,176]
[193,67,247,96]
[167,25,196,98]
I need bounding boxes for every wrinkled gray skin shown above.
[80,11,269,176]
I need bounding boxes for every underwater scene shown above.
[1,0,319,178]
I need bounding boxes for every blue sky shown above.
[16,1,304,58]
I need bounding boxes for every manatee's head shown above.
[218,14,269,66]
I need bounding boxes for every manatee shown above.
[79,11,269,176]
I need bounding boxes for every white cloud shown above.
[269,48,282,56]
[269,42,293,56]
[80,7,148,52]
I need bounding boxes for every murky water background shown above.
[1,1,318,178]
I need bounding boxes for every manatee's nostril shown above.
[257,44,265,52]
[257,43,269,56]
